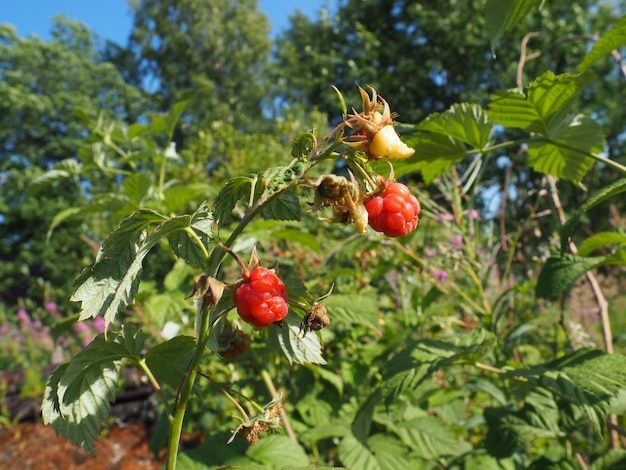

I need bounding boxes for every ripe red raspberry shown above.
[232,267,288,328]
[364,182,420,237]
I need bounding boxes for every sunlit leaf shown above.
[150,97,190,140]
[324,294,380,332]
[71,211,192,327]
[367,434,411,470]
[163,183,215,214]
[47,193,130,240]
[416,103,493,149]
[395,104,491,183]
[488,72,602,181]
[42,331,143,454]
[291,130,317,160]
[589,449,626,470]
[526,115,603,182]
[559,178,626,253]
[381,329,494,405]
[577,232,626,257]
[488,72,594,134]
[579,15,626,72]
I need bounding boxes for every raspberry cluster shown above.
[232,267,289,328]
[364,182,420,237]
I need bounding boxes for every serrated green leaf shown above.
[391,415,462,460]
[291,131,317,160]
[337,435,381,470]
[145,335,197,390]
[261,163,305,196]
[526,115,603,182]
[506,349,626,432]
[41,336,133,454]
[71,211,190,327]
[123,172,153,205]
[214,176,254,225]
[488,72,593,134]
[367,434,411,470]
[485,0,543,52]
[484,400,561,459]
[589,449,626,470]
[61,332,142,404]
[324,294,380,331]
[535,254,604,300]
[416,103,493,149]
[246,435,309,467]
[560,179,626,252]
[267,313,326,365]
[579,15,626,72]
[395,104,492,182]
[381,329,494,406]
[168,203,215,268]
[577,232,626,257]
[395,131,467,183]
[260,188,301,221]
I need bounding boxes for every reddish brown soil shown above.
[0,423,164,470]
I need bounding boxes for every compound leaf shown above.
[72,211,191,327]
[42,332,144,454]
[506,349,626,432]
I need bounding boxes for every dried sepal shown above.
[342,85,415,161]
[187,275,225,311]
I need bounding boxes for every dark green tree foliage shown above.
[273,0,625,130]
[0,17,147,306]
[128,0,272,128]
[0,17,146,170]
[273,0,503,123]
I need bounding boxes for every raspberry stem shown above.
[219,242,250,278]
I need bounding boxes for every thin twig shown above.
[260,370,297,442]
[517,32,542,88]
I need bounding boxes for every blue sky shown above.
[2,0,332,44]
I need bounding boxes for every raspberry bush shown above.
[39,5,626,467]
